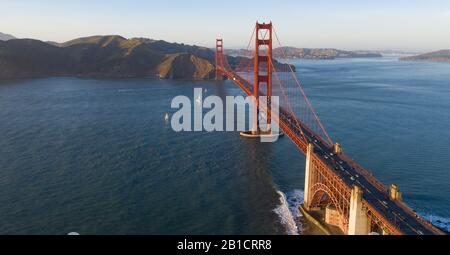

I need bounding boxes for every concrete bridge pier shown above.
[389,184,402,201]
[348,186,370,235]
[333,143,343,155]
[303,143,314,209]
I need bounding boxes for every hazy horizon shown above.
[1,0,449,52]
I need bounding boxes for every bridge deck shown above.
[220,68,443,235]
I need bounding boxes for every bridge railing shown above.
[394,199,444,234]
[364,201,402,235]
[341,154,444,234]
[339,153,388,193]
[340,153,443,234]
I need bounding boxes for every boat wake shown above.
[273,189,305,235]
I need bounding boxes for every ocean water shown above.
[0,57,449,234]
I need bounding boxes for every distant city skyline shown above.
[1,0,450,51]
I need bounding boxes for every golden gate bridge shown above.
[215,21,444,235]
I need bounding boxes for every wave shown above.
[419,213,450,233]
[117,89,135,93]
[117,88,157,93]
[273,189,305,235]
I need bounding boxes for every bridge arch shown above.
[309,183,348,232]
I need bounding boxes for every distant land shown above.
[0,34,293,80]
[0,32,16,41]
[369,49,424,55]
[225,47,382,60]
[400,50,450,63]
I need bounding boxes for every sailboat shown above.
[195,94,202,105]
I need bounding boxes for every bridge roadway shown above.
[279,110,435,235]
[221,69,441,235]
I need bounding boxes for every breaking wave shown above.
[273,189,305,235]
[420,213,450,233]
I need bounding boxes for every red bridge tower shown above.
[252,22,273,134]
[215,39,224,80]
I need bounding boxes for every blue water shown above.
[0,57,449,234]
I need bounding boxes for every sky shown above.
[1,0,450,51]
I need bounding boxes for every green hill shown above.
[62,36,165,78]
[400,50,450,62]
[0,39,75,78]
[158,53,215,79]
[0,35,295,79]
